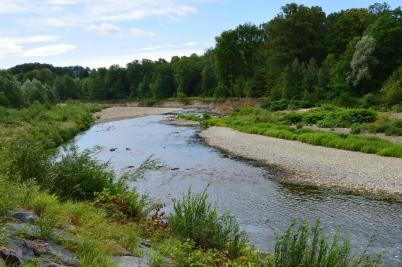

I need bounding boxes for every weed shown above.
[168,188,247,259]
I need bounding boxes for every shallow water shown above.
[74,114,402,264]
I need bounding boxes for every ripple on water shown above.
[73,115,402,264]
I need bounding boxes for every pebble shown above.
[200,126,402,200]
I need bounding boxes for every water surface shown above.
[74,114,402,264]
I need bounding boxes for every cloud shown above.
[63,47,202,68]
[22,44,76,57]
[88,22,121,34]
[47,0,82,5]
[0,35,60,58]
[184,42,198,47]
[129,28,155,37]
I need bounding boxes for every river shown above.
[73,114,402,264]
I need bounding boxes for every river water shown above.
[73,114,402,264]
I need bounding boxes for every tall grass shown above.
[168,188,248,259]
[267,220,381,267]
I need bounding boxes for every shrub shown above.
[94,188,148,222]
[351,125,362,135]
[7,135,51,184]
[368,114,402,136]
[49,146,115,201]
[262,99,312,112]
[268,219,381,267]
[168,188,247,259]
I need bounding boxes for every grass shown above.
[168,188,247,259]
[0,103,390,266]
[197,107,402,158]
[266,219,382,267]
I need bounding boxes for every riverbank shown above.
[94,106,182,122]
[200,126,402,200]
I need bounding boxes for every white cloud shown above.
[0,0,29,14]
[63,47,202,68]
[88,22,121,34]
[129,28,155,37]
[47,0,82,5]
[184,42,198,47]
[0,35,60,58]
[22,44,76,57]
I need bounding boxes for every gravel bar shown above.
[95,107,182,123]
[200,126,402,200]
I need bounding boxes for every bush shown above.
[302,107,377,128]
[368,114,402,136]
[268,219,381,267]
[49,146,115,201]
[262,99,312,112]
[7,135,51,184]
[168,188,247,259]
[94,188,148,222]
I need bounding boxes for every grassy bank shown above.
[181,107,402,158]
[0,104,386,266]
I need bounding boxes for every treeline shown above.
[1,2,401,108]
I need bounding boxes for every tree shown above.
[150,61,176,99]
[348,35,378,95]
[105,65,128,99]
[173,55,202,97]
[381,67,402,106]
[21,79,57,104]
[55,75,82,100]
[325,8,375,56]
[200,49,217,97]
[215,23,264,96]
[0,71,23,107]
[367,8,402,89]
[273,59,306,100]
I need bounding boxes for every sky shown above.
[0,0,400,69]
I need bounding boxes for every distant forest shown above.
[1,2,401,108]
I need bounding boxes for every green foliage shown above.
[49,146,116,201]
[94,188,148,222]
[177,113,212,122]
[262,99,312,111]
[206,108,402,158]
[381,66,402,106]
[367,114,402,136]
[168,189,247,259]
[284,107,378,128]
[267,219,381,267]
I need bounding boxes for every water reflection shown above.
[73,115,402,264]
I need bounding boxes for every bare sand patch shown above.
[95,107,182,123]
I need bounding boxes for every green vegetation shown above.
[178,113,211,121]
[267,220,381,267]
[0,104,387,266]
[184,107,402,158]
[168,188,247,259]
[1,3,401,110]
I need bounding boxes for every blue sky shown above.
[0,0,400,69]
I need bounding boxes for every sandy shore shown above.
[95,107,182,122]
[200,126,402,200]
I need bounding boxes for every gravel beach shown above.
[200,126,402,200]
[95,106,182,122]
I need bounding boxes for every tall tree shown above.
[215,23,264,97]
